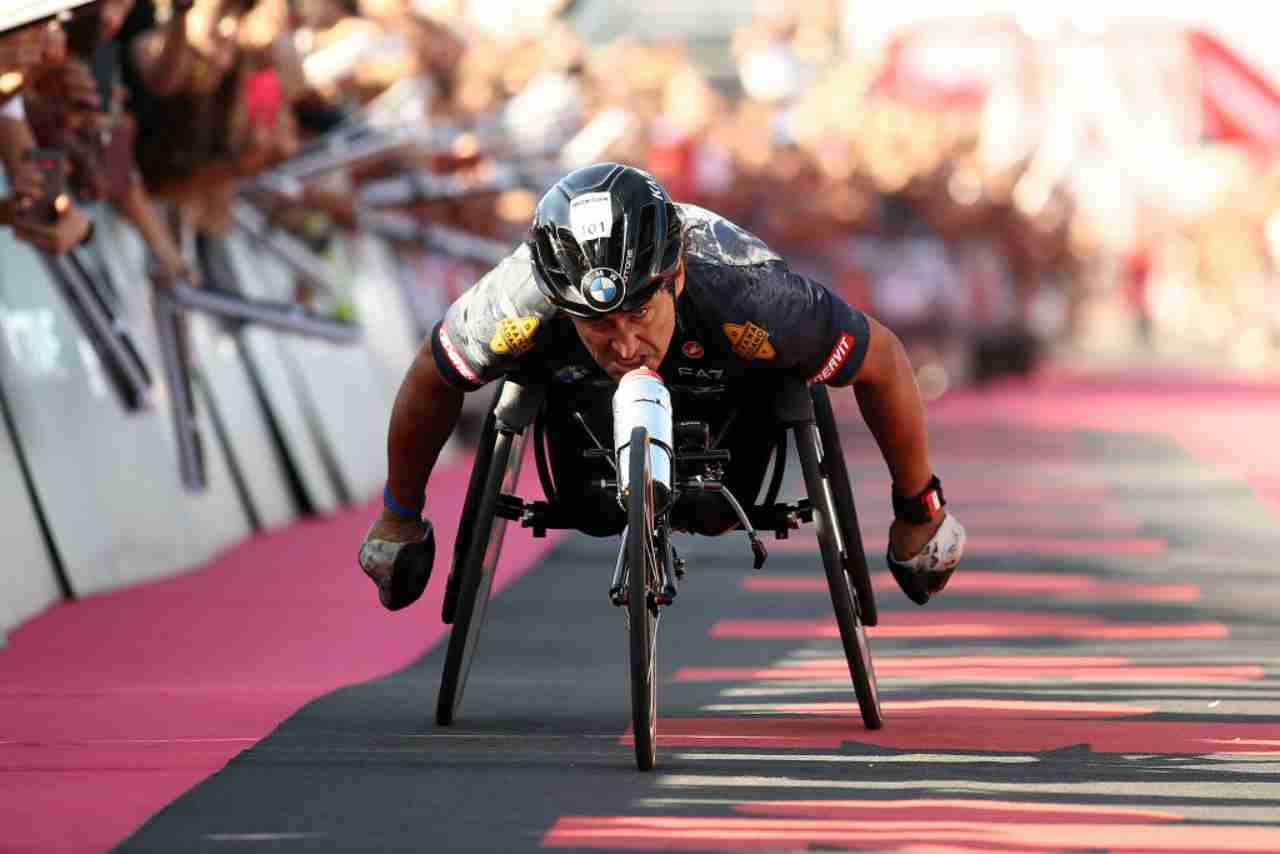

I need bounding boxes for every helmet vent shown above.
[630,204,658,282]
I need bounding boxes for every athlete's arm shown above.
[356,338,461,611]
[844,314,932,497]
[379,340,465,537]
[845,314,942,558]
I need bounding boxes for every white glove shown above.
[887,513,966,605]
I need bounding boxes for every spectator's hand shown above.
[11,202,92,253]
[150,240,197,288]
[4,156,44,203]
[60,59,101,113]
[0,194,31,224]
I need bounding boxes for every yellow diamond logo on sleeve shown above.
[722,321,776,360]
[490,316,540,356]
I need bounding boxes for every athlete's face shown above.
[571,269,684,381]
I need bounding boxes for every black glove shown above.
[359,520,436,611]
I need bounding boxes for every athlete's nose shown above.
[610,326,641,361]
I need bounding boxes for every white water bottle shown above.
[613,368,673,501]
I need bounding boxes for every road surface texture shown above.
[3,364,1279,853]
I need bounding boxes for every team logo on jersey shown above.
[554,363,591,382]
[809,333,856,384]
[490,316,540,356]
[581,267,626,311]
[722,322,776,361]
[682,340,705,359]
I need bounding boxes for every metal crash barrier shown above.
[0,110,542,637]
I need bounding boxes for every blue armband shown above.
[383,485,424,520]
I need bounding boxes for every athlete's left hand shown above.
[886,513,966,605]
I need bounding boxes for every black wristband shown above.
[892,475,945,524]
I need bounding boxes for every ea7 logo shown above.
[809,333,855,384]
[677,367,724,381]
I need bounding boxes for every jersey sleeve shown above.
[761,263,871,387]
[430,244,558,390]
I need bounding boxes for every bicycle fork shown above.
[610,523,680,610]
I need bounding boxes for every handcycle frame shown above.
[435,376,883,768]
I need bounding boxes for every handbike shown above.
[434,374,882,769]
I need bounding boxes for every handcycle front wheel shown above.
[436,406,525,727]
[626,425,660,771]
[794,420,883,730]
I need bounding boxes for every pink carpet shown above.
[0,453,564,853]
[929,365,1280,519]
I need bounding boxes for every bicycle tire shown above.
[626,425,659,770]
[795,421,883,729]
[443,382,505,625]
[811,385,878,627]
[436,427,523,726]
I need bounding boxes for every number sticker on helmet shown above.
[569,192,614,244]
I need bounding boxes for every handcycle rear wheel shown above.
[794,420,883,729]
[811,385,878,627]
[436,400,525,726]
[626,425,660,771]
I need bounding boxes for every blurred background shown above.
[3,0,1279,636]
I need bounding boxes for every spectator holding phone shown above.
[27,0,195,283]
[0,3,96,254]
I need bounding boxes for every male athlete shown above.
[359,162,966,611]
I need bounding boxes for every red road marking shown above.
[542,815,1280,852]
[734,799,1185,822]
[844,478,1113,504]
[742,572,1200,603]
[676,661,1263,684]
[850,509,1144,535]
[711,613,1229,641]
[618,717,1280,754]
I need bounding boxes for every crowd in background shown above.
[3,0,1280,397]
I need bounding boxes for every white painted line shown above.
[673,752,1038,764]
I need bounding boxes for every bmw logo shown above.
[581,267,626,311]
[589,277,617,303]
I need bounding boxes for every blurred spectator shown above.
[0,9,96,253]
[21,0,195,281]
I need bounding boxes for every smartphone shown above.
[22,147,69,225]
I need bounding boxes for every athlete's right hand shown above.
[358,511,436,611]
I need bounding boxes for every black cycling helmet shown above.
[528,162,683,317]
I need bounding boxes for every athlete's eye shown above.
[630,306,650,321]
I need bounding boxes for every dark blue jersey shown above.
[431,205,871,401]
